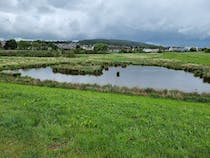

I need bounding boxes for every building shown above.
[143,48,160,53]
[107,46,121,53]
[169,47,187,52]
[0,41,6,48]
[81,45,94,51]
[108,48,121,53]
[169,46,199,52]
[55,43,77,50]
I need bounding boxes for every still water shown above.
[15,66,210,93]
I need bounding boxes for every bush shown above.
[205,48,210,53]
[4,39,17,50]
[190,48,197,52]
[94,43,108,51]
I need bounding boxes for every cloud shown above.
[0,0,210,46]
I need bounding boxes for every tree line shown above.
[0,39,58,50]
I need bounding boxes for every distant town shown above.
[0,39,209,53]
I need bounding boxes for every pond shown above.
[11,66,210,93]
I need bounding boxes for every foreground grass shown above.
[0,82,209,158]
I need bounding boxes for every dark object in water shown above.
[104,67,109,71]
[121,64,127,68]
[116,71,120,77]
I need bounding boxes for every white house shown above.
[81,45,94,51]
[55,43,77,50]
[143,48,159,53]
[0,41,6,48]
[169,47,187,52]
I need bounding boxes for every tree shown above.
[94,43,108,51]
[48,42,58,50]
[4,39,17,50]
[18,41,31,50]
[205,48,210,53]
[190,47,197,52]
[31,41,41,50]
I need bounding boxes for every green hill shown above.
[79,39,161,48]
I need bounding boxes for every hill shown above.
[79,39,162,48]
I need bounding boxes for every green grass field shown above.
[160,52,210,66]
[0,83,210,158]
[1,52,210,157]
[1,52,210,70]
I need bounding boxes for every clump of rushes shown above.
[51,61,130,76]
[52,64,104,76]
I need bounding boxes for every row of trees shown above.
[1,39,58,50]
[17,40,58,50]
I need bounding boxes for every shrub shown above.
[4,39,17,50]
[205,48,210,53]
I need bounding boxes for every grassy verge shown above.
[0,82,209,158]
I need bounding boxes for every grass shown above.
[0,82,210,158]
[1,52,210,157]
[0,50,75,57]
[1,52,209,69]
[160,52,210,66]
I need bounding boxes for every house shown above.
[143,48,160,53]
[169,47,187,52]
[55,43,77,50]
[0,41,6,48]
[107,46,121,53]
[108,48,121,53]
[81,45,94,51]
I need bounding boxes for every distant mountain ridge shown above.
[79,39,162,48]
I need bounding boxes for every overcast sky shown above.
[0,0,210,46]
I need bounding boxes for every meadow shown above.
[0,52,210,158]
[0,82,210,158]
[0,50,75,57]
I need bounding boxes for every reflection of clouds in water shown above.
[11,66,210,93]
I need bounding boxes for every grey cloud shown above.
[0,0,210,46]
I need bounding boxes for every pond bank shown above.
[1,73,210,103]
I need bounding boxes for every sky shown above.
[0,0,210,46]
